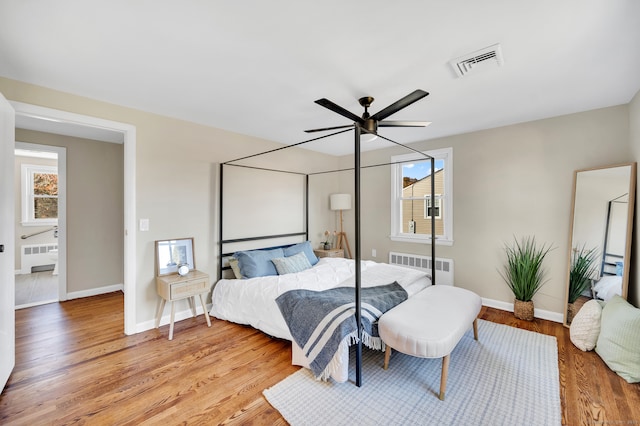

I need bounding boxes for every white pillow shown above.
[570,299,602,351]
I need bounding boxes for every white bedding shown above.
[210,257,431,381]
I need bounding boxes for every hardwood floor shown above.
[1,292,638,425]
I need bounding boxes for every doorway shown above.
[14,143,66,309]
[11,101,137,335]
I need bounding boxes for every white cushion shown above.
[569,300,602,351]
[379,286,482,358]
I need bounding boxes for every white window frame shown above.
[21,164,59,226]
[424,194,442,219]
[390,147,453,245]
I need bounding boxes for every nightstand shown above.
[155,270,211,340]
[314,248,345,258]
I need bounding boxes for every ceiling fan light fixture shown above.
[361,132,378,142]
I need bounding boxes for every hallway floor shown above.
[15,271,57,309]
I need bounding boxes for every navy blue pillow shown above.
[283,241,319,266]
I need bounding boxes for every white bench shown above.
[378,285,482,400]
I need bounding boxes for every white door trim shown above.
[11,102,137,335]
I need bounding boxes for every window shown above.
[21,164,58,226]
[390,147,453,245]
[424,194,441,219]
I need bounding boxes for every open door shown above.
[0,93,15,391]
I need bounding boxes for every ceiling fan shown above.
[305,89,430,135]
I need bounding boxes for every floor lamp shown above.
[330,193,352,259]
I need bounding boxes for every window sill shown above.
[390,235,453,246]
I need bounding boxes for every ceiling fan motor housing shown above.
[362,118,377,133]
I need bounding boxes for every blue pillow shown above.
[283,241,319,266]
[271,251,312,275]
[234,248,284,278]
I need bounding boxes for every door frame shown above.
[11,102,137,335]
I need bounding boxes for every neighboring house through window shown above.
[390,147,453,245]
[21,164,58,226]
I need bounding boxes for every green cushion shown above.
[595,295,640,383]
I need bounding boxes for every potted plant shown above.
[500,236,553,321]
[567,245,598,323]
[321,230,335,250]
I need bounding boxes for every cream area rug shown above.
[264,320,561,426]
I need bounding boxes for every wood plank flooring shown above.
[1,292,639,425]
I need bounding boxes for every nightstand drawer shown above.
[171,279,208,299]
[314,248,344,258]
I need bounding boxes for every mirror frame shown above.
[564,163,636,327]
[155,237,196,276]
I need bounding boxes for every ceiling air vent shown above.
[450,43,503,77]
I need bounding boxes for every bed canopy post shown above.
[218,163,225,281]
[354,125,363,387]
[431,156,436,284]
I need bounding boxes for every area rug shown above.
[263,320,561,425]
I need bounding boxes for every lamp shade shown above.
[330,193,351,211]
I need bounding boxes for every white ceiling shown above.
[1,0,639,156]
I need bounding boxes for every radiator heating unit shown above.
[389,251,454,286]
[20,243,58,274]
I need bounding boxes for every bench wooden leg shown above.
[473,318,479,341]
[384,345,391,370]
[439,354,450,401]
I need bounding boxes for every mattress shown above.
[210,257,431,381]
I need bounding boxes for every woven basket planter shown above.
[567,302,579,324]
[514,299,534,321]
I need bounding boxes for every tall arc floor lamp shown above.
[330,193,352,259]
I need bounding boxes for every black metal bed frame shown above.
[217,125,436,387]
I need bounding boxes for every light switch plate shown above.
[139,218,149,231]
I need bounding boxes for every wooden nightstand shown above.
[314,248,345,258]
[155,270,211,340]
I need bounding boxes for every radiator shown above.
[389,251,454,286]
[20,243,58,274]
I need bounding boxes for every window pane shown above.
[400,159,445,236]
[34,197,58,219]
[33,173,58,196]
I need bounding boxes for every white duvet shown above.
[210,257,431,381]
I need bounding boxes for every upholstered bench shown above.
[378,285,482,400]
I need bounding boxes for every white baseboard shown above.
[136,302,213,334]
[66,283,124,300]
[482,297,564,323]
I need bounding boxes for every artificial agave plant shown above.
[500,236,554,320]
[568,245,598,304]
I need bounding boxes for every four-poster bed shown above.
[213,121,438,386]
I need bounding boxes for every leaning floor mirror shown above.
[564,163,637,327]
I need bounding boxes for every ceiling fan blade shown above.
[315,98,364,124]
[304,124,354,133]
[370,90,429,121]
[378,121,432,128]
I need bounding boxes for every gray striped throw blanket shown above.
[275,282,408,379]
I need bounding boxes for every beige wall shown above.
[0,77,339,327]
[342,105,631,315]
[13,154,57,270]
[629,89,640,308]
[2,75,638,327]
[15,130,124,293]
